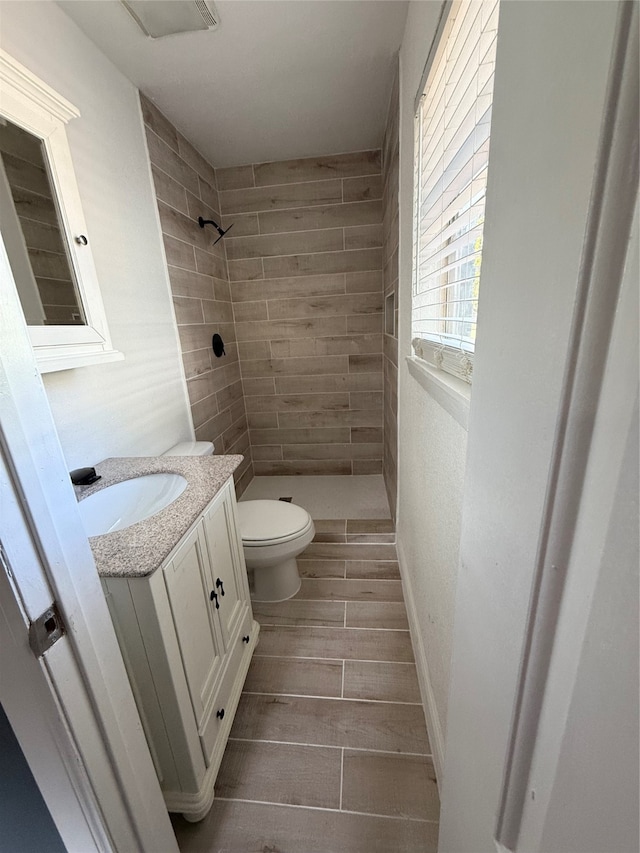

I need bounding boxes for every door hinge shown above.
[29,603,65,657]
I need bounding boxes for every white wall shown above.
[396,0,464,777]
[0,1,192,469]
[437,1,623,849]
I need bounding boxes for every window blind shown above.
[412,0,499,375]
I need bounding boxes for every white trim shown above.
[0,49,122,373]
[396,537,446,784]
[495,3,639,848]
[406,355,470,430]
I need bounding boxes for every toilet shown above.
[163,441,314,602]
[237,500,315,602]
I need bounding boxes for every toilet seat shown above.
[237,500,313,547]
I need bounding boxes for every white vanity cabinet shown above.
[102,476,258,821]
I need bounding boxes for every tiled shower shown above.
[142,78,399,505]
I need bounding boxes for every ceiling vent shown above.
[121,1,220,39]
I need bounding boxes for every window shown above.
[412,0,500,383]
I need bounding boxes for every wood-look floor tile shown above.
[343,661,421,704]
[230,694,430,754]
[342,751,440,821]
[216,740,341,809]
[252,599,345,627]
[302,542,397,561]
[294,578,403,602]
[345,601,409,630]
[346,559,400,579]
[346,519,395,535]
[243,656,343,697]
[255,625,414,662]
[298,558,346,578]
[173,799,439,853]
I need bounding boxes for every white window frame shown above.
[411,0,499,385]
[0,49,123,373]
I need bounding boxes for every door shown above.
[163,524,225,724]
[201,483,247,647]
[0,232,178,852]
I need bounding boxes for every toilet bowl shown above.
[237,500,315,602]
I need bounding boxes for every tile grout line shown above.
[212,796,438,825]
[339,747,344,810]
[227,736,433,759]
[241,690,423,707]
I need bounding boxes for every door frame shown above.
[0,233,178,851]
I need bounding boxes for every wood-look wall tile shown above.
[282,444,353,461]
[220,179,342,215]
[344,223,384,250]
[226,228,343,261]
[241,355,348,377]
[163,235,197,271]
[216,164,256,191]
[266,292,382,320]
[231,274,346,303]
[345,270,383,293]
[343,660,420,704]
[250,445,283,460]
[198,176,219,212]
[190,394,219,429]
[250,427,350,445]
[228,257,264,281]
[263,248,382,279]
[168,266,214,300]
[181,348,211,380]
[349,354,384,373]
[202,299,235,324]
[243,656,343,698]
[213,278,232,302]
[347,313,384,333]
[253,460,352,476]
[273,373,380,395]
[237,339,271,360]
[259,200,382,235]
[242,376,275,396]
[193,247,229,280]
[343,174,383,203]
[353,459,383,474]
[222,212,260,237]
[350,392,383,410]
[351,427,384,443]
[245,393,350,413]
[177,133,217,187]
[277,410,382,429]
[145,132,199,195]
[342,751,439,820]
[140,95,178,152]
[253,150,381,187]
[215,740,341,809]
[247,413,279,429]
[150,164,189,215]
[172,295,204,325]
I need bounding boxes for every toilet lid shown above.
[237,500,312,543]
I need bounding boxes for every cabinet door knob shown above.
[216,578,225,596]
[242,635,250,644]
[209,590,219,609]
[216,708,225,720]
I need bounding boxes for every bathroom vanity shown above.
[80,456,258,821]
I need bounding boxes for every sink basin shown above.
[78,473,188,536]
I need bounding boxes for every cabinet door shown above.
[202,485,247,648]
[163,525,224,726]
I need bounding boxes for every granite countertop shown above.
[77,455,243,579]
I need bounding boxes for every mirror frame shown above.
[0,49,122,373]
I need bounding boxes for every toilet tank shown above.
[163,441,214,457]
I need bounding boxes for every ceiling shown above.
[57,0,410,167]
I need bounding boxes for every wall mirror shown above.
[0,49,122,372]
